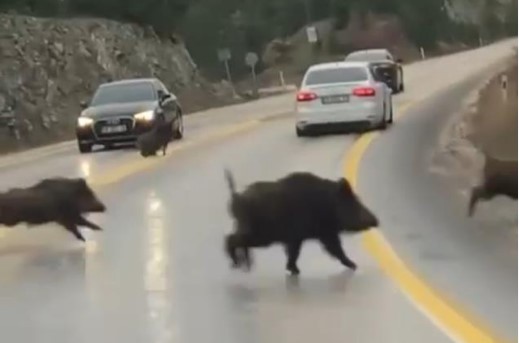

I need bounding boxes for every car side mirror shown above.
[159,93,171,106]
[396,58,403,64]
[80,100,88,109]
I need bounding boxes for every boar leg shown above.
[62,221,86,242]
[284,241,302,275]
[239,247,253,271]
[162,142,168,156]
[76,216,103,231]
[320,235,357,270]
[468,186,482,216]
[468,185,495,217]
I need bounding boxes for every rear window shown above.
[304,67,368,86]
[346,51,390,62]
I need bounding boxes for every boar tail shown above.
[224,168,237,196]
[467,186,481,217]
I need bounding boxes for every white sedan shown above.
[295,61,393,137]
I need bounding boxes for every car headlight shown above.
[134,110,155,121]
[77,117,94,127]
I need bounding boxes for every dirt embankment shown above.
[432,51,517,229]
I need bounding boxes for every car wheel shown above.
[173,113,183,140]
[388,101,394,124]
[378,105,388,130]
[296,126,308,137]
[78,142,92,154]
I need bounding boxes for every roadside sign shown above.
[306,26,318,43]
[217,48,231,62]
[216,48,236,96]
[245,52,259,67]
[245,52,259,97]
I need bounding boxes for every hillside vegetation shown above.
[0,1,515,154]
[1,0,516,79]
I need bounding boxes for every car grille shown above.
[94,117,134,138]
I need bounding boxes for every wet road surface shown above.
[0,39,516,342]
[359,67,518,341]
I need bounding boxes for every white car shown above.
[295,61,393,137]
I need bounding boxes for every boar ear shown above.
[336,177,354,195]
[74,178,89,189]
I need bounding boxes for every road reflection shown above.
[79,160,91,178]
[144,190,176,342]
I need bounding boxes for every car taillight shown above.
[296,91,318,102]
[353,87,376,97]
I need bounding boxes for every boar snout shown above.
[358,204,379,229]
[78,193,106,213]
[342,202,379,232]
[90,199,106,213]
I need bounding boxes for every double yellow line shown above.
[343,103,509,343]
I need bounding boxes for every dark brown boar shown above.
[223,169,379,276]
[468,154,517,216]
[136,114,174,157]
[0,177,106,241]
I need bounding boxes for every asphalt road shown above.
[0,39,516,343]
[359,69,518,341]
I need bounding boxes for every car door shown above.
[384,53,399,87]
[369,66,389,118]
[388,53,403,88]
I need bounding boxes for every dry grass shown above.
[469,54,518,159]
[430,52,517,228]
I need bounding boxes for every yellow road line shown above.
[89,119,260,188]
[343,103,509,343]
[0,143,73,169]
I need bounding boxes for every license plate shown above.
[321,94,350,104]
[101,124,127,134]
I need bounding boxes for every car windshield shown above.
[91,82,156,106]
[304,67,368,86]
[346,51,390,62]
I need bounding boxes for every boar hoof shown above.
[286,266,300,276]
[344,261,357,271]
[74,233,86,242]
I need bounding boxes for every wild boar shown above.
[223,169,379,275]
[0,177,106,241]
[136,113,174,157]
[468,154,517,216]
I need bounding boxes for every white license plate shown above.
[321,95,350,104]
[101,125,127,134]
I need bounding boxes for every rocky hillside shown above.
[0,14,231,152]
